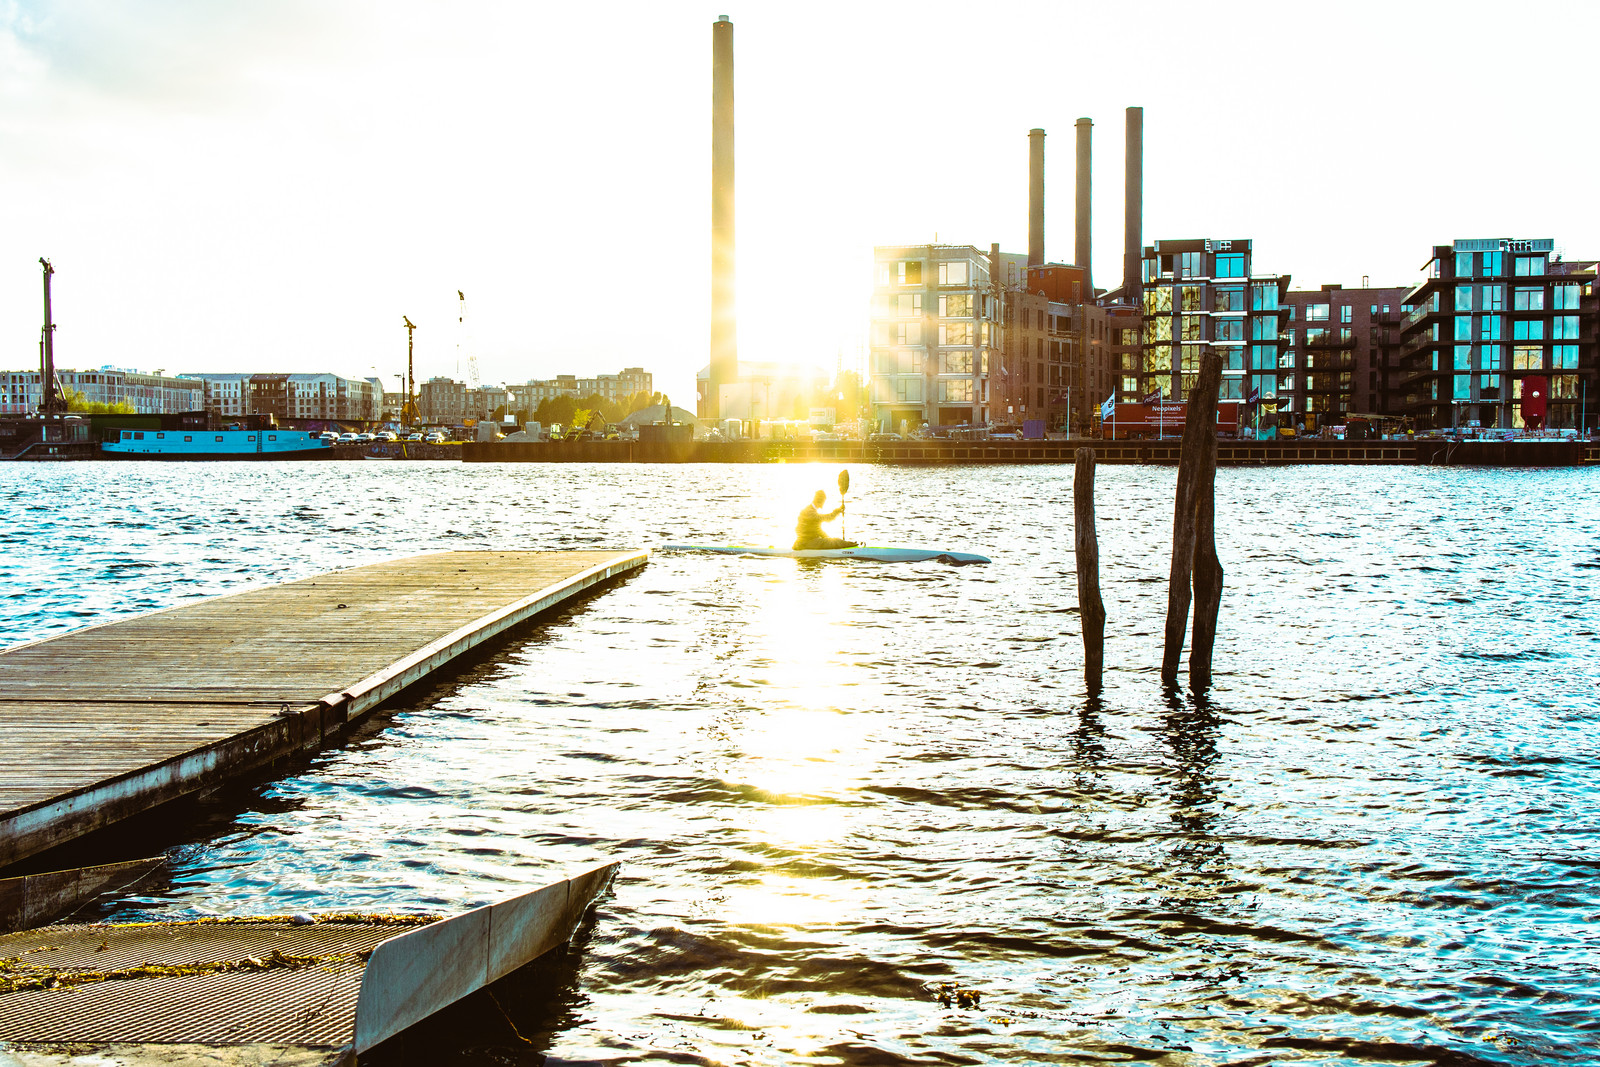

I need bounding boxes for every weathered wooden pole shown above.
[1074,447,1105,691]
[1189,378,1223,689]
[1161,352,1222,687]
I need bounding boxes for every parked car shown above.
[376,431,398,442]
[319,431,340,443]
[337,432,358,443]
[405,432,424,441]
[424,432,446,443]
[867,432,902,442]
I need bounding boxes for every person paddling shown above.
[794,489,857,550]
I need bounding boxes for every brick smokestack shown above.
[1124,106,1143,302]
[710,15,736,419]
[1027,129,1045,268]
[1075,117,1092,293]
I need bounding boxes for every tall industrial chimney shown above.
[710,15,736,420]
[1027,129,1045,268]
[1124,106,1143,302]
[1075,117,1092,293]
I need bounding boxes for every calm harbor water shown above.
[3,460,1598,1066]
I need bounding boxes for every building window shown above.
[938,261,969,285]
[1512,320,1543,341]
[1554,283,1581,310]
[897,293,922,316]
[1250,317,1277,341]
[1180,285,1203,312]
[940,293,972,317]
[1552,315,1578,339]
[1455,286,1473,312]
[1482,285,1504,311]
[1481,250,1503,277]
[1480,316,1502,340]
[1512,287,1544,311]
[1339,305,1353,323]
[1455,252,1474,277]
[943,351,973,374]
[1251,283,1279,311]
[895,322,922,345]
[1454,345,1472,371]
[1181,315,1204,341]
[938,322,972,345]
[894,378,922,403]
[1514,255,1545,277]
[1249,345,1276,371]
[1179,251,1204,278]
[1215,253,1245,278]
[1214,287,1245,312]
[1453,375,1472,400]
[1553,345,1578,369]
[1482,344,1502,371]
[1305,303,1329,321]
[1512,346,1542,370]
[939,379,973,403]
[1454,317,1472,341]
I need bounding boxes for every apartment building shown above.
[0,367,202,416]
[1135,238,1291,415]
[512,368,653,412]
[869,244,1000,430]
[179,372,383,423]
[1396,239,1597,429]
[1280,285,1411,422]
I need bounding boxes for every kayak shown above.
[659,544,991,564]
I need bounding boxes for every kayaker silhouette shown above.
[794,490,857,551]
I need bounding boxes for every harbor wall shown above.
[462,438,1597,466]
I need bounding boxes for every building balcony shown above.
[1304,331,1355,349]
[1396,324,1441,362]
[1308,352,1354,371]
[1402,294,1442,331]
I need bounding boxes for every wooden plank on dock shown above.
[0,550,646,870]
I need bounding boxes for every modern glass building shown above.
[1397,239,1596,430]
[869,245,999,431]
[1136,239,1291,411]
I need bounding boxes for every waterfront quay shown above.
[463,437,1599,466]
[0,549,645,871]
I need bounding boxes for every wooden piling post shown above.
[1074,447,1106,691]
[1161,352,1222,687]
[1189,383,1223,689]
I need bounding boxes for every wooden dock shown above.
[0,550,647,871]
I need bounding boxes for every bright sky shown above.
[3,1,1597,403]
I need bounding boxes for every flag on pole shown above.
[1247,387,1260,405]
[1143,387,1163,405]
[1100,393,1116,421]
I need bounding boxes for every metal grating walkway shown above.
[0,919,423,1046]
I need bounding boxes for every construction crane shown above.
[402,316,419,426]
[38,258,66,417]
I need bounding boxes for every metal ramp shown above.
[0,862,615,1063]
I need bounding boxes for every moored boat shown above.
[100,427,335,459]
